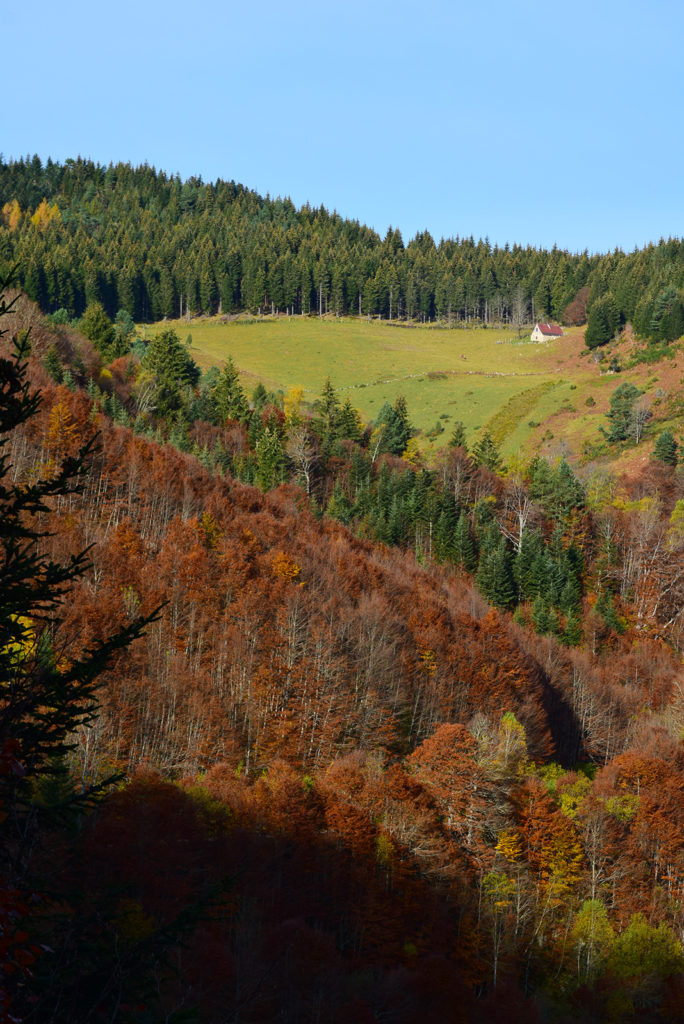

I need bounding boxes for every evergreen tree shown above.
[326,480,354,524]
[255,426,284,490]
[488,538,517,609]
[315,377,342,452]
[605,382,642,443]
[251,382,269,414]
[585,293,620,349]
[373,401,401,456]
[532,594,552,634]
[548,459,585,519]
[338,398,363,442]
[42,345,64,384]
[529,549,553,601]
[448,421,468,450]
[477,525,516,608]
[559,577,582,614]
[392,395,413,453]
[472,431,502,472]
[527,456,554,508]
[386,495,405,545]
[514,528,543,600]
[112,308,136,358]
[434,497,459,562]
[143,328,201,414]
[212,357,249,424]
[562,609,583,647]
[650,285,684,342]
[79,301,115,357]
[596,591,624,634]
[453,510,477,571]
[652,429,679,466]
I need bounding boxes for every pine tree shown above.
[112,308,136,358]
[652,429,679,466]
[548,459,585,519]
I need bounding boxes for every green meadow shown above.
[145,315,597,456]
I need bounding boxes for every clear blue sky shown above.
[4,0,683,253]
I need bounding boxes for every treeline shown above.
[2,156,684,336]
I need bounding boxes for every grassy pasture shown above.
[145,315,605,457]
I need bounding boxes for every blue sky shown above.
[4,0,683,253]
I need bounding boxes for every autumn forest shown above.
[2,158,684,1024]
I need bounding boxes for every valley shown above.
[1,157,684,1023]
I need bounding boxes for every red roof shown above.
[536,323,562,336]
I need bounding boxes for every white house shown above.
[531,322,563,342]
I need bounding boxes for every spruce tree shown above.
[315,377,343,453]
[529,550,552,600]
[392,395,413,453]
[453,510,477,571]
[650,285,684,342]
[476,524,513,606]
[448,421,468,450]
[532,595,552,634]
[338,398,363,442]
[326,481,353,524]
[514,528,543,600]
[143,328,200,415]
[213,357,249,424]
[79,301,115,357]
[562,609,583,647]
[585,293,620,349]
[255,426,284,491]
[434,497,459,563]
[489,538,517,609]
[653,429,679,466]
[42,345,64,384]
[472,431,502,472]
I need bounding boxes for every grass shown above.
[140,314,639,459]
[483,381,561,447]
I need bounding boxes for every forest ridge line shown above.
[1,155,683,339]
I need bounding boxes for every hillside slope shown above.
[3,293,684,1022]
